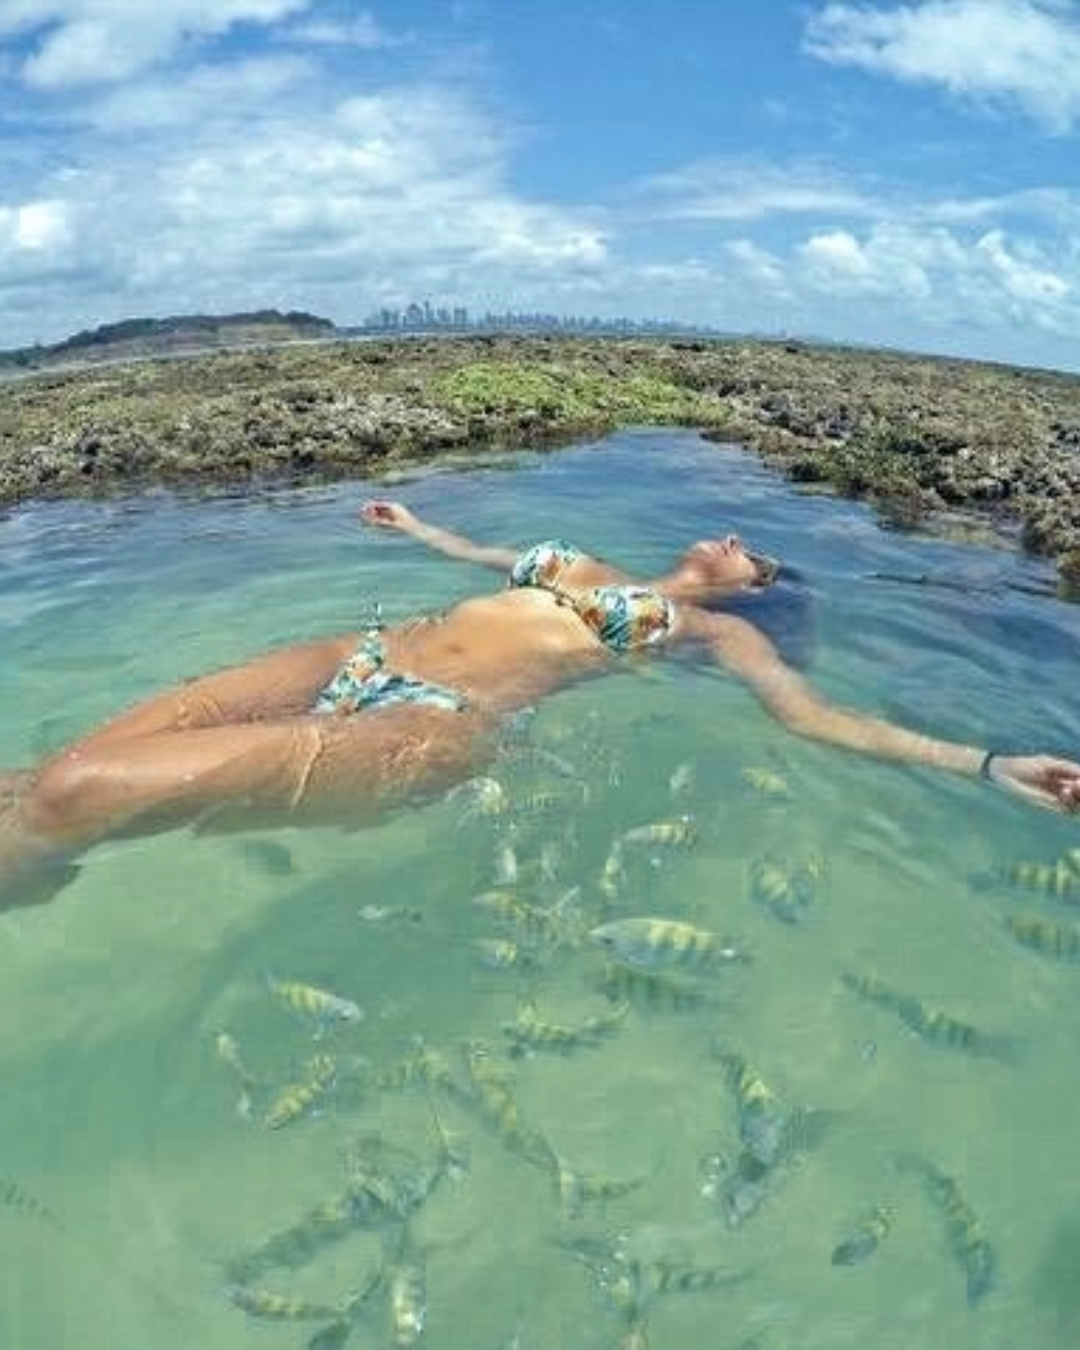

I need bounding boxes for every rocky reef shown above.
[2,334,1079,590]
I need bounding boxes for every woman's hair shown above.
[711,565,816,669]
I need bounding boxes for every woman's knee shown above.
[21,753,118,840]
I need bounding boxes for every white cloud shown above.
[87,54,315,130]
[279,13,407,48]
[787,221,1073,335]
[0,0,311,87]
[0,198,72,253]
[637,158,878,222]
[723,239,790,293]
[805,0,1080,132]
[0,83,608,342]
[974,228,1071,303]
[800,228,874,281]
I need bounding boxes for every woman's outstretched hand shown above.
[990,754,1080,813]
[359,500,420,533]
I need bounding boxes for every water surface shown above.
[3,429,1080,1349]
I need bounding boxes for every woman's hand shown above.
[359,500,420,533]
[989,754,1080,813]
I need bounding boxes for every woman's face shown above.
[681,535,772,590]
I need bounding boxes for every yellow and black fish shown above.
[0,1176,60,1230]
[998,858,1080,902]
[556,1159,644,1218]
[215,1029,258,1119]
[307,1318,354,1350]
[267,976,363,1031]
[226,1191,356,1284]
[591,961,708,1013]
[308,1269,383,1349]
[343,1131,445,1224]
[716,1048,789,1167]
[589,917,744,972]
[749,854,822,924]
[900,1154,994,1305]
[464,1041,557,1172]
[1005,913,1080,962]
[387,1246,426,1348]
[840,971,1007,1057]
[741,766,790,797]
[598,844,627,906]
[226,1285,343,1322]
[832,1205,892,1266]
[471,888,573,943]
[263,1052,337,1130]
[719,1149,773,1228]
[473,936,542,972]
[619,815,697,849]
[503,999,628,1056]
[409,1039,472,1103]
[642,1258,746,1297]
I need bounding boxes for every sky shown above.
[2,0,1080,371]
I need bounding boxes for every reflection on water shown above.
[2,429,1080,1349]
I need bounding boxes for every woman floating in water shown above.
[2,500,1078,907]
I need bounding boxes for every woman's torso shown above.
[366,551,683,713]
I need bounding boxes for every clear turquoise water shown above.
[2,428,1080,1349]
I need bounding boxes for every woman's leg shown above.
[0,705,497,907]
[70,634,359,750]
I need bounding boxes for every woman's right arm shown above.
[701,610,1080,813]
[359,501,519,571]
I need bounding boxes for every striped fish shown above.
[642,1258,746,1297]
[619,815,697,849]
[556,1161,644,1218]
[749,857,812,924]
[741,766,789,797]
[0,1177,60,1229]
[388,1250,426,1348]
[226,1285,342,1322]
[503,999,628,1056]
[267,976,363,1031]
[716,1048,789,1167]
[474,936,542,972]
[588,917,744,972]
[832,1205,892,1266]
[263,1053,337,1130]
[226,1192,356,1284]
[998,859,1080,902]
[901,1154,994,1305]
[215,1029,257,1119]
[591,961,708,1013]
[840,971,1008,1057]
[1005,913,1080,962]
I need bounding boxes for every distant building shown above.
[354,301,716,338]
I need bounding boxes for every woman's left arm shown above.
[704,613,1080,813]
[359,501,519,571]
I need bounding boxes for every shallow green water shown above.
[3,428,1080,1349]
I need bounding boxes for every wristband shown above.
[979,751,997,781]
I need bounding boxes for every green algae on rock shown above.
[2,334,1079,586]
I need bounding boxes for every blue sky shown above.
[2,0,1080,370]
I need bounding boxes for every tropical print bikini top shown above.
[509,541,674,654]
